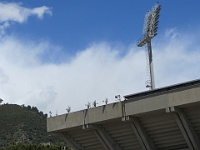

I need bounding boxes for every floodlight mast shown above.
[137,3,161,90]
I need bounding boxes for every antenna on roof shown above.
[137,3,161,90]
[102,98,108,105]
[56,110,58,116]
[49,111,52,118]
[66,106,71,113]
[93,100,98,108]
[85,102,91,109]
[115,95,121,101]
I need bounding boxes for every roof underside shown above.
[58,103,200,150]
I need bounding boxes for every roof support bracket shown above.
[62,133,85,150]
[83,124,121,150]
[122,116,156,150]
[166,107,200,150]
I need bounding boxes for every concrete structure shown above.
[47,79,200,150]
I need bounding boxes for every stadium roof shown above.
[47,79,200,150]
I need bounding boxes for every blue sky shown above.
[0,1,200,115]
[5,0,200,55]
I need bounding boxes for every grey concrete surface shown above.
[47,80,200,133]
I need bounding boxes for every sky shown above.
[0,0,200,115]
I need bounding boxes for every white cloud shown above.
[0,2,51,36]
[154,29,200,87]
[165,28,178,39]
[0,28,200,115]
[32,6,52,19]
[0,22,9,36]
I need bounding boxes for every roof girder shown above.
[122,116,157,150]
[166,107,200,150]
[62,133,85,150]
[83,124,122,150]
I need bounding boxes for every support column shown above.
[83,124,121,150]
[166,107,200,150]
[62,133,85,150]
[147,41,155,90]
[122,116,156,150]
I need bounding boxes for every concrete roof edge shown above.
[124,78,200,100]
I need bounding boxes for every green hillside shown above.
[0,104,66,148]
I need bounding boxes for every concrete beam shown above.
[62,133,85,150]
[83,124,121,150]
[47,86,200,132]
[166,107,200,150]
[91,128,110,150]
[122,116,156,150]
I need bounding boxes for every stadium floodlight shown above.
[138,3,161,47]
[137,3,161,90]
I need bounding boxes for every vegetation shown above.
[0,143,67,150]
[0,99,3,105]
[0,104,69,149]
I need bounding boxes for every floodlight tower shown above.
[137,3,161,90]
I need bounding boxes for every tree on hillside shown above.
[0,98,3,105]
[0,104,67,147]
[31,106,39,113]
[0,143,69,150]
